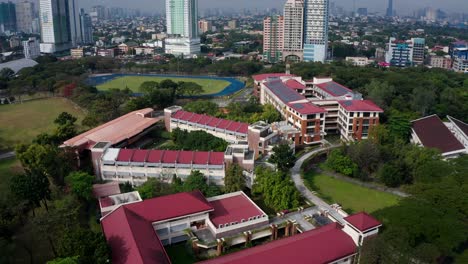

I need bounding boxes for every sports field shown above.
[0,98,85,147]
[303,170,399,213]
[96,76,231,95]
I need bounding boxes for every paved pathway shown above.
[290,145,347,225]
[0,151,15,160]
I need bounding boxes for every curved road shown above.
[290,145,346,224]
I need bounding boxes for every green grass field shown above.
[96,76,230,95]
[0,98,85,147]
[303,170,399,214]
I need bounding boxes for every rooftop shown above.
[411,115,465,154]
[0,58,38,73]
[264,80,307,104]
[448,116,468,137]
[252,73,295,82]
[284,79,306,90]
[338,100,384,112]
[288,102,327,115]
[343,212,382,232]
[315,81,353,97]
[200,222,356,264]
[92,182,121,199]
[172,110,249,134]
[208,192,266,227]
[63,108,160,150]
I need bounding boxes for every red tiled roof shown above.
[200,223,356,264]
[92,182,121,198]
[411,115,465,154]
[101,206,171,264]
[209,152,225,165]
[284,79,306,90]
[343,212,382,232]
[252,73,295,82]
[162,150,179,164]
[288,102,327,115]
[117,149,134,162]
[448,116,468,137]
[123,191,214,223]
[132,149,149,162]
[147,150,164,163]
[209,193,265,227]
[100,197,114,208]
[172,110,249,135]
[338,100,383,112]
[193,151,210,165]
[63,108,160,150]
[178,151,194,164]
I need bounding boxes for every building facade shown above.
[303,0,329,62]
[282,0,304,62]
[198,19,212,33]
[429,56,452,69]
[39,0,73,53]
[15,1,34,34]
[263,15,284,63]
[0,1,17,33]
[165,0,200,55]
[385,37,425,67]
[79,8,93,44]
[22,37,40,59]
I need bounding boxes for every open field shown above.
[0,98,85,147]
[303,170,399,214]
[97,76,231,95]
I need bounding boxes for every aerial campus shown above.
[0,0,467,264]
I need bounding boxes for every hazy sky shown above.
[76,0,467,14]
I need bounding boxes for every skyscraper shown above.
[39,0,73,53]
[282,0,304,62]
[386,0,393,17]
[0,1,17,33]
[303,0,329,62]
[15,1,34,34]
[263,15,284,63]
[165,0,200,56]
[68,0,81,47]
[79,8,93,44]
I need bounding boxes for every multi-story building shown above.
[22,37,40,59]
[228,20,237,29]
[282,0,304,62]
[0,1,16,33]
[198,19,212,33]
[68,0,81,47]
[303,0,329,62]
[39,0,73,53]
[15,1,34,34]
[452,47,468,73]
[345,57,373,66]
[386,0,393,17]
[337,100,383,141]
[70,48,84,58]
[385,37,425,67]
[263,15,284,64]
[429,55,452,69]
[79,9,93,44]
[165,0,200,56]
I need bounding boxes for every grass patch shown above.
[0,98,85,148]
[165,243,196,264]
[97,76,230,95]
[302,170,399,213]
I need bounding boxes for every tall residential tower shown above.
[282,0,304,62]
[39,0,72,53]
[263,15,284,64]
[386,0,393,17]
[303,0,329,62]
[15,1,35,34]
[165,0,200,56]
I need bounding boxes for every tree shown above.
[183,100,219,115]
[47,257,79,264]
[377,163,406,187]
[54,112,77,126]
[178,82,204,96]
[224,164,245,193]
[269,143,296,172]
[324,149,358,177]
[346,140,380,179]
[56,228,110,264]
[0,68,14,79]
[182,170,208,193]
[139,81,159,93]
[364,80,395,110]
[10,170,51,215]
[65,172,94,201]
[260,104,281,123]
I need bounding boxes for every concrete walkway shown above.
[290,146,347,225]
[0,151,15,160]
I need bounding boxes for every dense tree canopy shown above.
[224,164,246,193]
[269,144,296,172]
[65,172,94,201]
[170,128,228,152]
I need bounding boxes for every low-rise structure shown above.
[70,48,84,59]
[429,55,452,69]
[345,56,373,66]
[22,37,40,59]
[411,115,468,158]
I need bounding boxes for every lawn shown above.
[165,243,196,264]
[0,98,86,147]
[303,170,399,214]
[96,76,231,95]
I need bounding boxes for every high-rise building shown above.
[357,8,367,16]
[385,37,425,67]
[282,0,304,62]
[23,37,40,59]
[39,0,73,53]
[79,9,93,44]
[165,0,200,56]
[68,0,81,47]
[303,0,329,62]
[15,1,35,34]
[386,0,393,17]
[0,1,17,33]
[263,15,284,63]
[198,19,212,34]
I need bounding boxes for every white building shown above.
[39,0,74,53]
[337,100,383,142]
[22,37,40,59]
[303,0,329,62]
[282,0,304,62]
[165,0,200,56]
[345,57,373,66]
